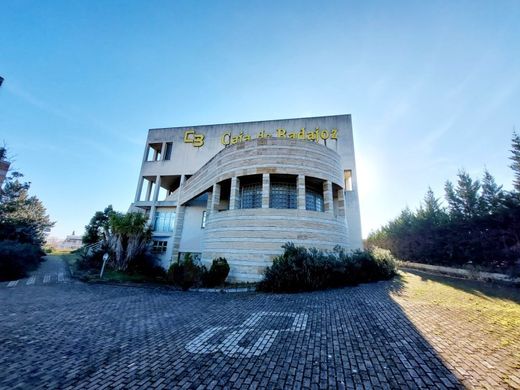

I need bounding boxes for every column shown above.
[211,183,221,213]
[297,175,306,210]
[134,176,144,202]
[145,179,153,201]
[230,177,240,210]
[149,176,162,226]
[160,142,166,160]
[323,180,333,214]
[262,173,270,208]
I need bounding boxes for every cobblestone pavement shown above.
[0,257,512,389]
[0,256,71,288]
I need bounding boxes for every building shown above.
[130,115,362,282]
[59,232,83,251]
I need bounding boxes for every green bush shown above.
[76,248,105,271]
[0,240,44,281]
[167,253,205,290]
[257,243,397,293]
[202,257,230,287]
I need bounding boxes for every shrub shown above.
[127,252,166,279]
[167,253,205,290]
[257,242,397,293]
[76,248,105,272]
[0,240,44,281]
[202,257,230,287]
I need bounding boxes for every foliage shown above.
[367,160,520,275]
[168,253,205,290]
[510,131,520,192]
[82,205,114,245]
[202,257,230,287]
[257,243,397,293]
[0,240,44,281]
[0,172,54,246]
[76,248,105,272]
[107,212,151,271]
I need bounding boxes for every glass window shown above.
[306,189,324,212]
[270,183,297,209]
[164,142,173,160]
[152,240,167,254]
[240,183,262,209]
[201,210,207,228]
[344,170,353,191]
[153,212,175,232]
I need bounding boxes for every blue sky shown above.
[1,0,519,239]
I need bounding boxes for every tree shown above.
[0,171,54,246]
[107,212,151,271]
[82,205,114,244]
[445,170,481,220]
[480,170,504,214]
[510,131,520,192]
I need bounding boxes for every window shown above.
[306,189,324,212]
[344,170,353,191]
[201,210,207,228]
[270,183,297,209]
[152,240,167,254]
[164,142,173,160]
[240,183,262,209]
[153,212,175,232]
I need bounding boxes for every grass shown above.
[393,270,520,352]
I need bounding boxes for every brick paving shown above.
[0,257,515,389]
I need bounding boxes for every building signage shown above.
[183,127,338,148]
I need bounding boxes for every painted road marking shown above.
[43,274,51,283]
[26,276,36,285]
[186,311,308,357]
[7,280,19,287]
[58,272,64,282]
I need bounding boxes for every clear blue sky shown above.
[1,0,519,239]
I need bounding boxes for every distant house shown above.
[59,232,83,250]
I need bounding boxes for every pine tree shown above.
[480,169,504,214]
[445,171,481,220]
[510,131,520,192]
[0,172,54,246]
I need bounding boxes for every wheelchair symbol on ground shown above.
[186,311,308,357]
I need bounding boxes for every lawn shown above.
[391,270,520,388]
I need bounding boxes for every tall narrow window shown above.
[344,170,353,191]
[270,183,297,209]
[201,211,207,228]
[164,142,173,160]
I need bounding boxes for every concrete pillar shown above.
[262,174,270,208]
[297,175,306,210]
[145,179,153,201]
[337,188,346,217]
[149,176,162,227]
[323,180,333,214]
[211,183,221,213]
[160,142,166,160]
[230,177,240,210]
[152,176,161,202]
[134,176,145,202]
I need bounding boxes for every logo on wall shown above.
[184,130,205,147]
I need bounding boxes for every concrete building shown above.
[130,115,362,282]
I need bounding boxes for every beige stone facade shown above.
[130,115,362,282]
